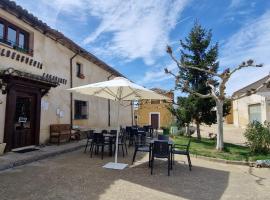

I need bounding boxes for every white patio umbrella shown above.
[68,77,169,170]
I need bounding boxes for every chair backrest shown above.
[93,133,105,144]
[134,133,147,146]
[101,130,108,134]
[86,130,95,139]
[126,126,132,134]
[158,134,169,141]
[110,130,117,135]
[143,125,150,132]
[152,141,170,157]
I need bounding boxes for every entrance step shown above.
[0,140,85,171]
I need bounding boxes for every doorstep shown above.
[0,140,86,171]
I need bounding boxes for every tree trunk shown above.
[196,121,201,140]
[216,100,224,151]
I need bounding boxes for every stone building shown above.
[0,0,132,151]
[232,75,270,127]
[134,89,174,129]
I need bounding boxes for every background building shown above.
[134,88,174,129]
[232,75,270,127]
[0,0,132,151]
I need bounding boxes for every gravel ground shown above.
[0,149,269,200]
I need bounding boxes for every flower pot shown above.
[0,143,6,155]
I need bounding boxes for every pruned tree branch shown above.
[229,59,263,76]
[167,45,221,77]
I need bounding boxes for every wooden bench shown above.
[50,124,73,145]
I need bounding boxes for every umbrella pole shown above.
[114,100,120,163]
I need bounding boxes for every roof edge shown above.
[0,0,124,78]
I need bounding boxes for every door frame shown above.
[4,79,41,151]
[149,112,160,129]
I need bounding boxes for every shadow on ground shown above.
[0,148,229,200]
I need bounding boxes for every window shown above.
[74,100,88,119]
[76,63,84,79]
[0,17,30,54]
[249,104,261,123]
[19,32,25,47]
[0,23,3,39]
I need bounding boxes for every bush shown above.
[244,121,270,153]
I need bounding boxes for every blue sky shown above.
[14,0,270,96]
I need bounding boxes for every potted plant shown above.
[161,126,170,135]
[0,143,6,155]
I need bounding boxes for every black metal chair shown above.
[90,133,110,159]
[151,140,171,176]
[148,126,154,138]
[132,133,151,166]
[84,130,94,153]
[110,130,117,135]
[129,127,137,146]
[158,134,169,141]
[171,139,192,171]
[101,129,108,134]
[115,129,128,157]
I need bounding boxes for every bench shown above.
[50,124,73,145]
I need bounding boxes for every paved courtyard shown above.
[199,124,246,145]
[0,148,269,200]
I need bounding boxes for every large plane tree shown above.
[165,25,270,150]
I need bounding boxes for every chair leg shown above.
[90,144,94,158]
[148,151,152,168]
[101,145,104,160]
[168,157,170,176]
[125,144,128,155]
[84,140,89,153]
[151,157,154,175]
[132,149,137,164]
[122,145,125,157]
[187,153,192,171]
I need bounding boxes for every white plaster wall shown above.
[233,94,267,128]
[0,9,132,144]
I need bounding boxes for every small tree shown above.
[168,96,194,135]
[166,43,269,151]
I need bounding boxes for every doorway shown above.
[4,82,41,151]
[13,93,37,148]
[150,113,159,129]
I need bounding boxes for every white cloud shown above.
[229,0,245,9]
[83,0,189,65]
[138,62,177,87]
[220,11,270,95]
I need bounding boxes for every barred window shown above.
[74,100,88,119]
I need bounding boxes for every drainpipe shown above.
[107,74,114,127]
[70,52,79,128]
[131,101,134,126]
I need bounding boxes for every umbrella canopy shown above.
[68,77,170,101]
[68,77,170,169]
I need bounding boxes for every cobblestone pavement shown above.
[0,149,269,200]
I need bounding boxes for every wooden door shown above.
[13,93,36,148]
[151,114,159,129]
[4,82,41,151]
